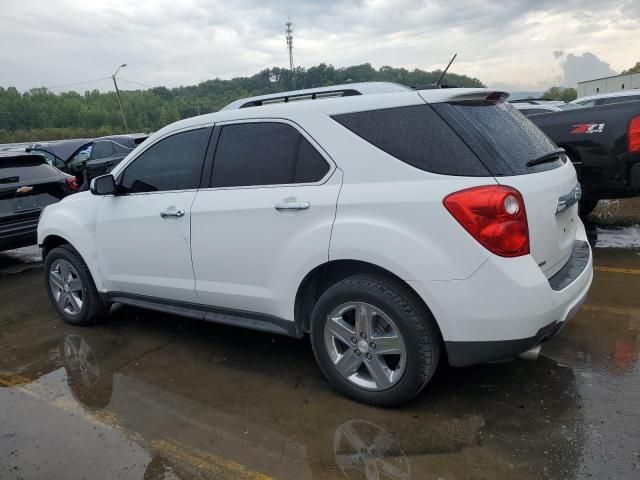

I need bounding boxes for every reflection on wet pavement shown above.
[1,244,640,479]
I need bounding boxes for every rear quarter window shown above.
[332,105,491,176]
[432,101,561,175]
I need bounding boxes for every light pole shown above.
[112,64,128,133]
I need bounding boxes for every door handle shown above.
[160,209,185,218]
[275,201,310,211]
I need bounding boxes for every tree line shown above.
[0,63,484,143]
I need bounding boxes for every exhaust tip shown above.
[518,344,541,361]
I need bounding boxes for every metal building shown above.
[577,73,640,98]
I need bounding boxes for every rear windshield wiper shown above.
[526,148,566,168]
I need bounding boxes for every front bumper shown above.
[409,226,593,367]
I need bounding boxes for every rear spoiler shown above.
[445,91,510,103]
[419,89,510,104]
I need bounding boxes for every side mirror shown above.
[90,174,116,195]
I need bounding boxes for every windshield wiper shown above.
[526,148,566,167]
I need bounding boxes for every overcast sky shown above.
[1,0,637,93]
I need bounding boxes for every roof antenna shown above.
[436,53,457,87]
[414,53,458,90]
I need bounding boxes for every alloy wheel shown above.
[324,302,406,391]
[49,259,84,316]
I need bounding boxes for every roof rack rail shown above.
[240,88,361,109]
[221,82,412,110]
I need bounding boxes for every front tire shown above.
[310,274,440,407]
[44,245,108,325]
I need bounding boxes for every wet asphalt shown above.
[1,227,639,480]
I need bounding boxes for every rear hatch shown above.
[0,155,68,221]
[428,95,580,278]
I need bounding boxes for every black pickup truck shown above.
[528,100,640,215]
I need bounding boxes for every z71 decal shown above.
[571,123,605,134]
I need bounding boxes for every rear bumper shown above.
[0,212,40,251]
[409,223,593,367]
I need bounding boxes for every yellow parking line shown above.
[0,373,32,387]
[152,439,273,480]
[594,266,640,275]
[0,375,274,480]
[582,304,640,316]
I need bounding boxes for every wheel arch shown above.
[294,259,444,343]
[40,232,104,292]
[41,234,71,260]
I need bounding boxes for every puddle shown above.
[594,225,640,249]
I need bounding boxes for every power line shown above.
[46,77,111,90]
[118,78,154,88]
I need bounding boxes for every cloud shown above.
[0,0,637,92]
[561,52,618,86]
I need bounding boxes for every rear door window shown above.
[294,137,330,183]
[332,105,490,176]
[90,141,114,160]
[211,122,330,188]
[432,101,561,175]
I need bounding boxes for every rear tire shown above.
[310,274,440,407]
[44,245,109,325]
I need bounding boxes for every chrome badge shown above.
[16,186,34,194]
[556,183,582,213]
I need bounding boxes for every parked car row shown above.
[510,90,640,214]
[26,133,148,186]
[0,152,79,251]
[0,133,148,253]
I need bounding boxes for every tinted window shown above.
[30,149,59,167]
[599,95,640,105]
[113,141,133,154]
[90,141,114,160]
[120,128,210,193]
[294,137,330,183]
[520,108,548,116]
[68,146,92,167]
[212,122,329,187]
[432,101,560,175]
[332,105,490,176]
[0,156,60,182]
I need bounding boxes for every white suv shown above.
[38,83,593,406]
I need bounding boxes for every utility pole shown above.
[286,21,294,89]
[286,21,294,72]
[112,64,129,133]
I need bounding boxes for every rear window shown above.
[332,105,490,176]
[432,101,561,175]
[0,156,60,183]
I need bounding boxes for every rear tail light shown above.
[65,176,80,192]
[443,185,529,257]
[628,115,640,153]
